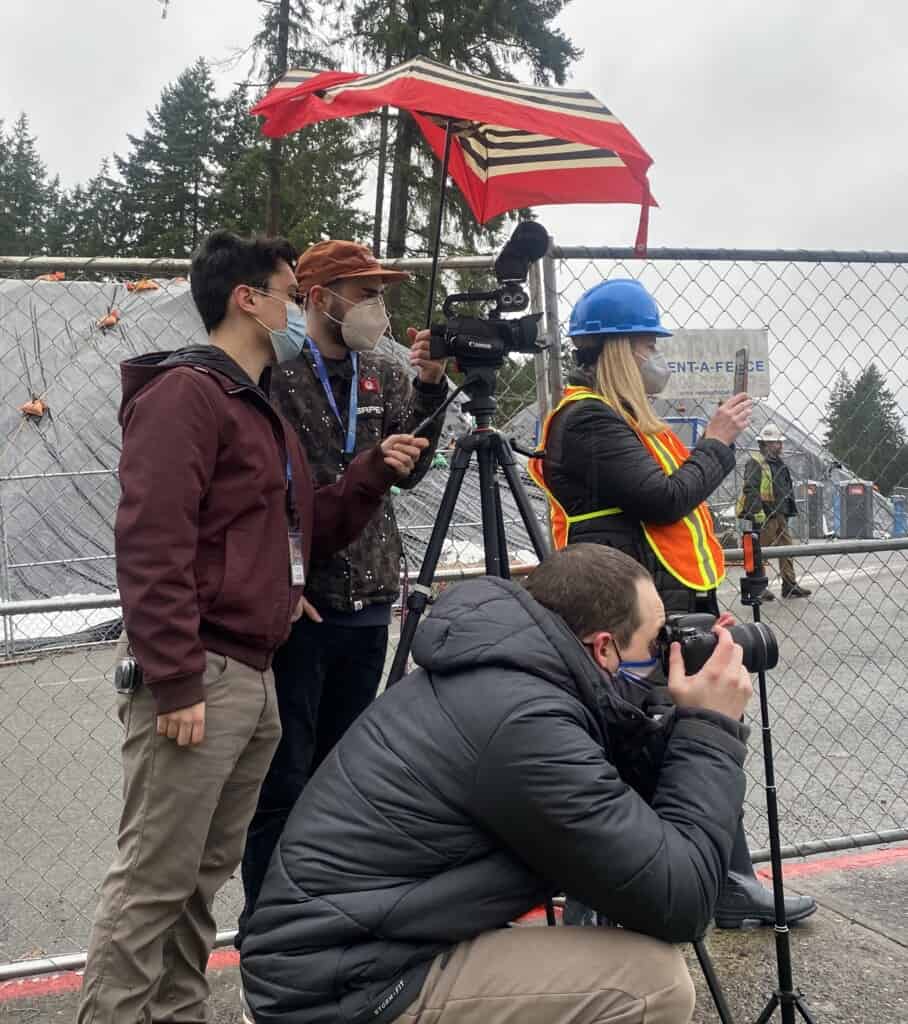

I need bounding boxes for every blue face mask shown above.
[616,655,660,686]
[268,303,307,364]
[249,289,308,364]
[614,638,660,685]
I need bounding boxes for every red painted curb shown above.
[3,845,905,1004]
[755,845,908,881]
[0,949,240,1004]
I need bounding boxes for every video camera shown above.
[428,221,550,369]
[659,613,779,676]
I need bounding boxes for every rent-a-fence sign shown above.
[660,329,771,398]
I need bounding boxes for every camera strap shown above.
[304,337,359,460]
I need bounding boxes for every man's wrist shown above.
[417,370,448,389]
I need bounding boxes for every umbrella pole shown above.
[424,118,454,328]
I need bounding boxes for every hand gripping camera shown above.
[659,613,779,676]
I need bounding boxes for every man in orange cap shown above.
[237,240,450,947]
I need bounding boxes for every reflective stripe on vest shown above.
[528,387,726,591]
[735,453,773,517]
[527,388,621,550]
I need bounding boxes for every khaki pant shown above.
[759,514,798,590]
[78,651,281,1024]
[398,926,696,1024]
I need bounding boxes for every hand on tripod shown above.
[668,627,753,722]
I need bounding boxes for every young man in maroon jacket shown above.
[76,230,427,1024]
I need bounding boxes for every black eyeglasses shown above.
[247,284,305,305]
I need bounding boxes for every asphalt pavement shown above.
[0,549,906,971]
[2,844,906,1024]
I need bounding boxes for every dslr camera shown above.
[659,613,779,676]
[428,221,550,370]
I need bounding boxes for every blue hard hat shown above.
[568,278,672,339]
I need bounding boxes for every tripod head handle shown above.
[742,530,764,577]
[740,530,769,606]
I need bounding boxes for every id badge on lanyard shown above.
[285,457,305,587]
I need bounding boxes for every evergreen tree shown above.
[115,59,222,256]
[2,113,51,255]
[77,159,125,255]
[43,175,75,254]
[243,0,367,236]
[217,84,370,250]
[346,0,581,258]
[823,364,908,495]
[0,121,14,250]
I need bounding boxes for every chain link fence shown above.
[546,244,908,857]
[1,248,907,973]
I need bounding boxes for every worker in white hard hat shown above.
[737,423,812,598]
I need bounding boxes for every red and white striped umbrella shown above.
[252,57,656,250]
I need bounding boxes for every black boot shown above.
[714,821,817,929]
[782,584,811,598]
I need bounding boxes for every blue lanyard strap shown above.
[305,337,358,457]
[285,455,298,524]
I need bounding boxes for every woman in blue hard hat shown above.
[529,278,750,615]
[529,277,816,928]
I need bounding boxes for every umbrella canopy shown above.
[252,57,656,248]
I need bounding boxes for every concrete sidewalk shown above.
[2,845,905,1023]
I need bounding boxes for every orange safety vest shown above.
[528,387,726,592]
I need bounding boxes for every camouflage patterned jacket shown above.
[272,345,448,615]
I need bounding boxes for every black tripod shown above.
[387,366,550,685]
[740,530,817,1024]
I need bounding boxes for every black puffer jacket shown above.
[541,374,736,613]
[241,577,748,1024]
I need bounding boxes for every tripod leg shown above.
[754,993,779,1024]
[692,939,737,1024]
[492,478,511,580]
[477,439,504,576]
[748,600,808,1024]
[794,996,817,1024]
[495,436,551,562]
[387,444,472,685]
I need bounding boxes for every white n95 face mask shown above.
[325,291,390,352]
[639,352,671,395]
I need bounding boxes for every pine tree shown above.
[115,59,222,256]
[823,364,908,495]
[346,0,581,258]
[77,160,125,255]
[0,121,14,250]
[43,175,75,254]
[216,83,370,250]
[2,113,52,255]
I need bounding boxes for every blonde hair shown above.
[580,336,667,435]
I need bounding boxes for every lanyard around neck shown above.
[304,337,358,458]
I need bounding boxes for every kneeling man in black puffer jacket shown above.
[241,544,754,1024]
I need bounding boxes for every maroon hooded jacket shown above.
[114,347,397,713]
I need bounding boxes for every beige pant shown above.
[398,926,696,1024]
[760,514,798,589]
[78,650,281,1024]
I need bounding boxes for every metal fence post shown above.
[0,480,13,659]
[542,238,563,408]
[529,259,550,423]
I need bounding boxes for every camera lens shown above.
[727,623,779,673]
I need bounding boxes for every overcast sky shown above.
[3,0,907,252]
